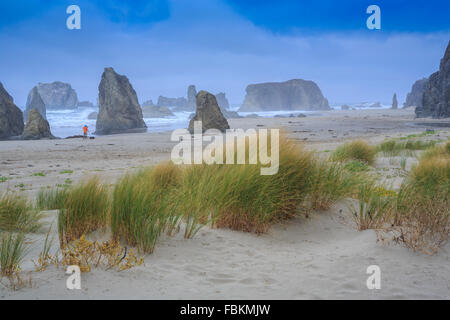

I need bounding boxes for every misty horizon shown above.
[1,0,450,107]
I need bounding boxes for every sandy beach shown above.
[0,108,449,299]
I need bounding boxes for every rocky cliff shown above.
[239,79,330,112]
[416,41,450,118]
[0,82,24,139]
[95,67,147,135]
[404,78,427,108]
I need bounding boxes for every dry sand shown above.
[0,108,449,299]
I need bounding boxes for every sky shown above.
[1,0,449,107]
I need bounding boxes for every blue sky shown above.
[1,0,449,107]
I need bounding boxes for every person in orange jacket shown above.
[83,125,88,138]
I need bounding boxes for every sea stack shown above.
[0,82,24,139]
[34,81,78,109]
[188,90,230,133]
[95,67,147,135]
[21,108,55,140]
[25,86,46,121]
[416,41,450,118]
[391,93,398,109]
[187,85,197,110]
[239,79,330,112]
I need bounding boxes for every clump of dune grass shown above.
[331,140,376,165]
[0,232,27,277]
[36,188,69,210]
[0,193,42,233]
[352,182,396,231]
[58,177,109,246]
[176,136,315,234]
[358,154,449,254]
[420,140,450,161]
[111,164,181,253]
[377,139,437,156]
[307,161,366,211]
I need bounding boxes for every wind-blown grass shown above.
[58,177,109,246]
[36,188,69,210]
[0,193,42,233]
[331,140,376,165]
[377,139,437,156]
[111,163,181,253]
[0,232,27,277]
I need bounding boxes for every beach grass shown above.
[58,177,109,246]
[0,232,27,277]
[331,140,376,165]
[36,188,69,210]
[377,139,437,156]
[0,193,42,233]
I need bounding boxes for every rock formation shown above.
[391,93,398,109]
[215,92,230,110]
[77,101,95,108]
[187,85,197,110]
[141,105,174,118]
[157,96,188,109]
[34,81,78,109]
[25,86,46,121]
[0,82,24,139]
[416,41,450,118]
[21,108,55,140]
[341,105,350,110]
[239,79,330,112]
[404,78,427,108]
[142,100,155,107]
[88,112,98,120]
[95,67,147,135]
[188,91,230,133]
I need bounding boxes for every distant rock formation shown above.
[416,41,450,118]
[215,92,230,109]
[35,81,78,109]
[391,93,398,109]
[0,82,24,139]
[157,96,188,109]
[341,105,350,110]
[404,78,427,108]
[95,67,147,135]
[21,108,55,140]
[77,101,95,108]
[88,112,98,120]
[141,105,174,118]
[188,91,230,133]
[369,102,382,108]
[142,100,155,107]
[239,79,330,112]
[25,86,46,121]
[187,85,197,110]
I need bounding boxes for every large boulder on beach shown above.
[239,79,330,112]
[95,67,147,135]
[404,78,427,108]
[21,108,55,140]
[187,85,197,110]
[416,41,450,118]
[188,91,230,133]
[25,86,46,121]
[34,81,78,109]
[0,82,24,139]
